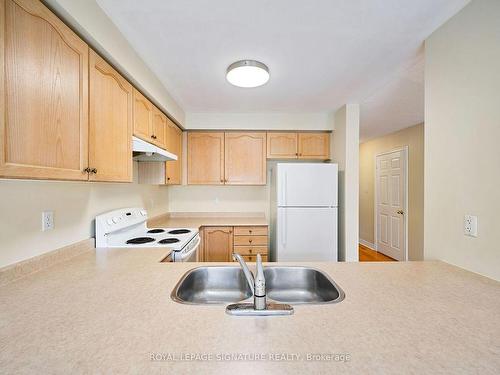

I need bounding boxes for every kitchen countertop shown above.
[148,212,268,229]
[1,247,499,374]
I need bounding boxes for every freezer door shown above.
[277,163,337,207]
[276,207,338,261]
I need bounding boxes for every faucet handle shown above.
[254,254,266,310]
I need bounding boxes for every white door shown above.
[277,207,338,261]
[376,149,407,261]
[277,163,338,207]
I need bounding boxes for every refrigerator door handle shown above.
[283,171,288,206]
[281,210,287,247]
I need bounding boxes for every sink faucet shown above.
[233,253,266,310]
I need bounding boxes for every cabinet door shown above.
[0,0,89,180]
[89,50,133,182]
[266,132,298,159]
[187,132,224,185]
[165,119,182,185]
[224,132,266,185]
[133,88,153,142]
[298,133,330,160]
[203,227,233,262]
[151,106,167,149]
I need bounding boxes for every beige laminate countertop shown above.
[1,247,499,374]
[147,212,268,229]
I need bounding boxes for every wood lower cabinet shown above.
[266,132,298,159]
[0,0,89,180]
[89,50,132,182]
[202,225,269,262]
[165,119,182,184]
[233,235,268,246]
[224,132,266,185]
[298,132,330,160]
[187,132,225,184]
[239,255,268,262]
[233,226,269,261]
[203,227,233,262]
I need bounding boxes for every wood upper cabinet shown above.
[225,132,266,185]
[89,50,132,182]
[298,132,330,160]
[151,106,168,149]
[266,132,298,159]
[203,227,233,262]
[165,119,182,185]
[267,132,330,160]
[0,0,89,180]
[132,88,153,142]
[187,132,224,184]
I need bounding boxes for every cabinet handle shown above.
[249,239,253,243]
[167,177,171,181]
[220,179,224,183]
[249,230,252,234]
[91,168,98,174]
[295,153,298,156]
[83,167,91,173]
[151,134,157,139]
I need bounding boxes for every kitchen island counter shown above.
[1,246,499,374]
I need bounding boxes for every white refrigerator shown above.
[271,163,338,261]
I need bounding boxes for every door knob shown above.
[397,210,404,215]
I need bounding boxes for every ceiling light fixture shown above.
[226,60,270,88]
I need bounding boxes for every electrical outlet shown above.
[42,211,54,231]
[464,215,478,237]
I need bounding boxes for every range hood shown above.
[132,136,177,162]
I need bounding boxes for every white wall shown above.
[425,0,500,280]
[186,112,332,130]
[332,104,360,261]
[168,185,269,218]
[43,0,185,125]
[0,164,169,268]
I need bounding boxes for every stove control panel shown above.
[95,208,148,247]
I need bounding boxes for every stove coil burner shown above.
[158,238,180,245]
[147,229,165,234]
[126,237,155,245]
[168,229,191,235]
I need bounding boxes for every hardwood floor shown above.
[359,244,396,262]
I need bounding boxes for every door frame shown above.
[373,146,408,261]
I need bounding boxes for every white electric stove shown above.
[95,208,200,262]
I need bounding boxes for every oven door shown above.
[173,235,200,262]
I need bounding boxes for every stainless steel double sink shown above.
[171,266,345,305]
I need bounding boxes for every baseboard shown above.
[359,239,377,251]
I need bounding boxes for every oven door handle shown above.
[178,236,201,261]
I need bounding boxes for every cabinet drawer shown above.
[234,255,268,263]
[233,226,268,236]
[233,246,268,256]
[233,235,268,246]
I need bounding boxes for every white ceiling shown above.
[97,0,469,140]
